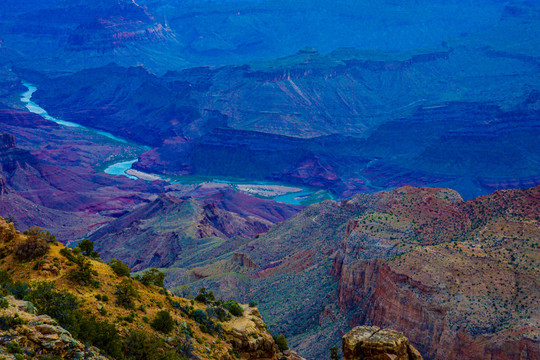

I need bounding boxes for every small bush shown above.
[0,314,23,330]
[123,330,164,360]
[59,247,79,264]
[151,310,175,334]
[330,346,341,360]
[115,279,138,309]
[0,297,9,309]
[194,287,215,304]
[15,237,49,261]
[68,257,98,287]
[123,313,136,323]
[137,268,166,287]
[249,300,258,307]
[274,334,288,351]
[224,300,243,317]
[108,258,131,277]
[102,295,109,302]
[6,341,22,354]
[207,306,231,322]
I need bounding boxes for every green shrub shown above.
[102,295,109,302]
[123,329,164,360]
[137,268,166,287]
[26,282,79,328]
[15,237,49,261]
[68,258,98,287]
[6,341,22,354]
[223,300,243,317]
[274,334,288,351]
[194,287,215,304]
[5,280,30,299]
[151,310,175,334]
[0,314,23,330]
[76,239,100,258]
[115,279,138,309]
[249,300,258,307]
[177,332,195,358]
[0,297,9,309]
[207,306,231,322]
[123,313,136,323]
[108,258,131,277]
[59,247,79,264]
[190,309,223,336]
[0,269,12,287]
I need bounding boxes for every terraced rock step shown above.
[343,326,422,360]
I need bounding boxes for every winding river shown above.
[21,83,137,178]
[21,83,332,205]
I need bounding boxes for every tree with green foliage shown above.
[76,239,100,258]
[116,279,138,309]
[137,268,166,287]
[194,287,215,304]
[274,333,288,351]
[151,310,175,334]
[123,329,164,360]
[108,258,131,277]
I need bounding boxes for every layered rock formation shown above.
[343,326,422,360]
[66,0,174,51]
[31,3,540,199]
[89,190,301,271]
[0,296,107,359]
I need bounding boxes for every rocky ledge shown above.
[0,296,107,359]
[343,326,422,360]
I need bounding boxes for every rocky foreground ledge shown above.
[343,326,422,360]
[0,296,107,359]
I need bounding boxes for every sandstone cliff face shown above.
[343,326,422,360]
[332,186,540,360]
[0,296,107,359]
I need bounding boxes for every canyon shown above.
[0,1,538,359]
[160,185,540,359]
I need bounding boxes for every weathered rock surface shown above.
[0,296,107,359]
[343,326,422,360]
[223,305,304,360]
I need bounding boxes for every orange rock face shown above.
[343,326,422,360]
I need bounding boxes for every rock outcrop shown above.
[343,326,422,360]
[223,305,282,360]
[0,296,107,359]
